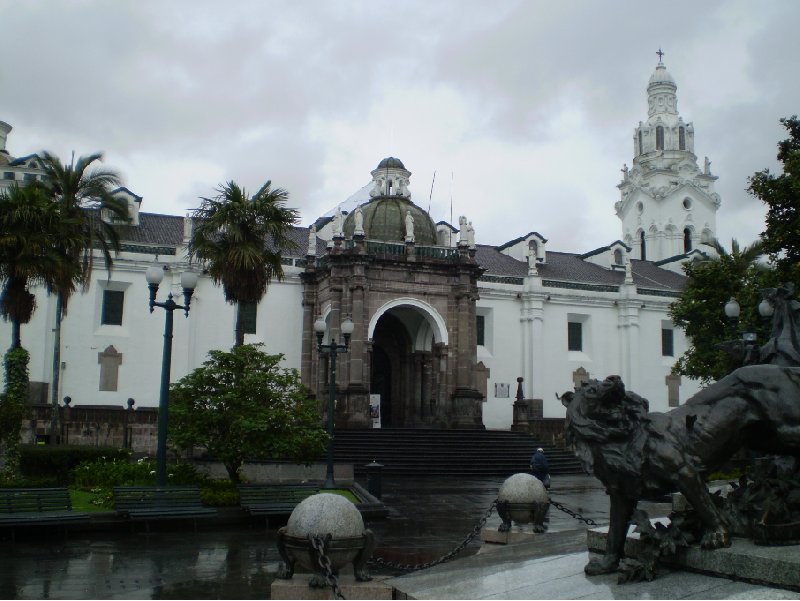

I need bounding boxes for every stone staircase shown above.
[333,429,585,478]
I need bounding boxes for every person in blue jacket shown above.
[530,447,550,488]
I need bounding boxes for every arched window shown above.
[638,130,643,155]
[656,126,664,150]
[678,126,686,150]
[640,231,647,260]
[684,228,692,253]
[613,249,622,264]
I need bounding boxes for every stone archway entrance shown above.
[370,314,407,427]
[368,302,446,428]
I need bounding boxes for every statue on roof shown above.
[354,206,364,236]
[466,221,475,248]
[405,210,415,243]
[332,207,343,238]
[307,225,317,256]
[458,216,468,246]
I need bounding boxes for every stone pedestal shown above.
[479,526,538,547]
[587,521,800,590]
[270,574,393,599]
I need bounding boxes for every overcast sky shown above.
[2,0,797,253]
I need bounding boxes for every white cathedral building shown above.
[0,58,718,430]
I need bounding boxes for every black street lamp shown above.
[146,264,198,487]
[314,315,354,489]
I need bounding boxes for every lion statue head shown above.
[561,375,650,475]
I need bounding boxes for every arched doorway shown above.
[371,313,409,427]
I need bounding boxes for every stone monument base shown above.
[479,526,538,553]
[270,574,393,599]
[588,521,800,591]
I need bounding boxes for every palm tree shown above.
[39,151,128,440]
[0,183,81,348]
[189,180,299,347]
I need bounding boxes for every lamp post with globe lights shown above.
[146,264,198,486]
[723,294,775,367]
[314,315,354,489]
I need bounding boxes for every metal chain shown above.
[549,498,598,526]
[309,534,346,600]
[370,500,498,573]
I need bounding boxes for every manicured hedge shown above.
[17,445,131,485]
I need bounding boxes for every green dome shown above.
[343,197,437,245]
[376,156,406,170]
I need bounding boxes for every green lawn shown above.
[69,488,111,512]
[69,486,361,511]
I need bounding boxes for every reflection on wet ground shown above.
[0,474,670,599]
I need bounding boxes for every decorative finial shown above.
[656,48,664,63]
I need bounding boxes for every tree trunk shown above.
[225,460,242,484]
[234,302,245,347]
[11,319,20,349]
[49,295,63,445]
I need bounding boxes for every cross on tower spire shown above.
[656,47,665,63]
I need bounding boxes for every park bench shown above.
[237,483,320,519]
[0,487,90,542]
[112,485,216,533]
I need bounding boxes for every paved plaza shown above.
[0,475,797,599]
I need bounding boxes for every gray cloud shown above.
[0,0,796,253]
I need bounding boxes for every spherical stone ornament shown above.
[286,493,365,539]
[277,493,375,584]
[497,473,549,531]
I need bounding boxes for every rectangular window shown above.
[23,173,36,182]
[568,321,583,352]
[476,315,485,346]
[662,328,674,357]
[3,172,14,180]
[240,302,257,335]
[101,290,124,326]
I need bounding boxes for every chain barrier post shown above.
[309,534,346,600]
[369,499,498,573]
[549,498,598,526]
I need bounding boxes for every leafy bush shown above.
[20,445,130,484]
[200,480,239,507]
[70,457,206,488]
[169,345,328,483]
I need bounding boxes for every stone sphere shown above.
[285,493,365,539]
[498,473,548,525]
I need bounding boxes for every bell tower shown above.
[616,51,721,262]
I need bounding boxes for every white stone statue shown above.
[183,213,192,241]
[332,207,343,238]
[307,225,317,256]
[704,156,711,175]
[458,216,468,245]
[625,257,634,284]
[354,206,364,236]
[466,221,475,248]
[405,210,415,242]
[621,164,628,180]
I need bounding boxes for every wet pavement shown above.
[0,474,665,599]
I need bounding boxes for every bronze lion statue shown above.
[562,365,800,576]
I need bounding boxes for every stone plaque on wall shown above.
[98,345,122,392]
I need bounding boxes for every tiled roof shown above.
[119,213,685,291]
[476,245,685,291]
[118,213,184,246]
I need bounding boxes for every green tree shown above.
[169,344,328,483]
[0,183,80,348]
[669,239,778,383]
[748,116,800,284]
[189,180,298,347]
[39,151,128,440]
